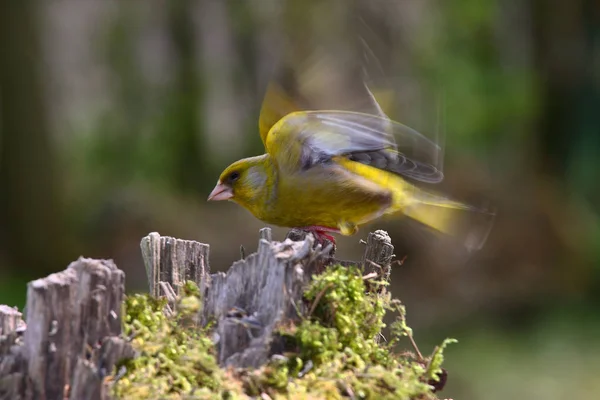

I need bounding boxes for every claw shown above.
[298,226,339,246]
[314,230,336,244]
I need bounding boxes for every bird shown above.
[208,80,494,249]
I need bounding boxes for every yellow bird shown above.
[208,82,494,249]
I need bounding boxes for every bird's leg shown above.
[299,226,339,246]
[313,230,336,245]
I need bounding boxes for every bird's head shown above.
[207,155,270,210]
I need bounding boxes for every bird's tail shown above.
[398,189,496,252]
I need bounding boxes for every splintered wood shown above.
[140,232,211,299]
[141,228,395,368]
[0,258,133,400]
[0,228,395,399]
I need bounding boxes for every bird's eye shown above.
[229,171,240,182]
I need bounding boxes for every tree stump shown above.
[0,228,395,399]
[0,258,134,400]
[141,228,395,368]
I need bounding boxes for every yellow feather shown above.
[211,76,494,250]
[333,157,494,250]
[258,83,303,147]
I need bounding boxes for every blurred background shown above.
[1,0,599,398]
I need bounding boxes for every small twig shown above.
[158,281,177,316]
[391,255,408,269]
[408,333,424,361]
[308,283,334,318]
[282,281,303,319]
[362,272,378,281]
[240,245,246,260]
[365,260,383,274]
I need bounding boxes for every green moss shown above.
[242,265,452,399]
[298,265,389,365]
[111,287,233,399]
[110,265,456,400]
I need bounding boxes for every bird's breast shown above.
[259,163,393,230]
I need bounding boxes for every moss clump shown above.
[296,264,390,365]
[111,284,240,399]
[110,266,455,400]
[239,265,453,399]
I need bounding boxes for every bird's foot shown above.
[313,230,336,245]
[299,226,339,246]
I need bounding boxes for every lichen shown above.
[110,265,456,400]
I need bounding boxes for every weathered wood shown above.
[69,337,134,400]
[140,231,210,298]
[141,228,396,369]
[259,227,272,242]
[205,232,333,367]
[70,359,103,400]
[285,228,395,273]
[362,230,395,285]
[0,258,130,400]
[0,330,28,400]
[0,306,27,399]
[0,228,397,398]
[0,305,23,336]
[285,229,335,263]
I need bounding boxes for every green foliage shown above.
[426,338,458,383]
[110,267,456,400]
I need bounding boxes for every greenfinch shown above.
[208,82,494,249]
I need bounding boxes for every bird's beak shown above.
[207,182,233,201]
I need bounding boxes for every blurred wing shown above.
[258,53,395,149]
[258,79,393,149]
[258,81,306,148]
[266,110,445,183]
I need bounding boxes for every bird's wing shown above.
[265,110,445,183]
[257,64,396,150]
[258,81,306,148]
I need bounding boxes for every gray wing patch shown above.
[347,150,444,183]
[277,111,445,183]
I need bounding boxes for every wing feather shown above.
[266,110,445,183]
